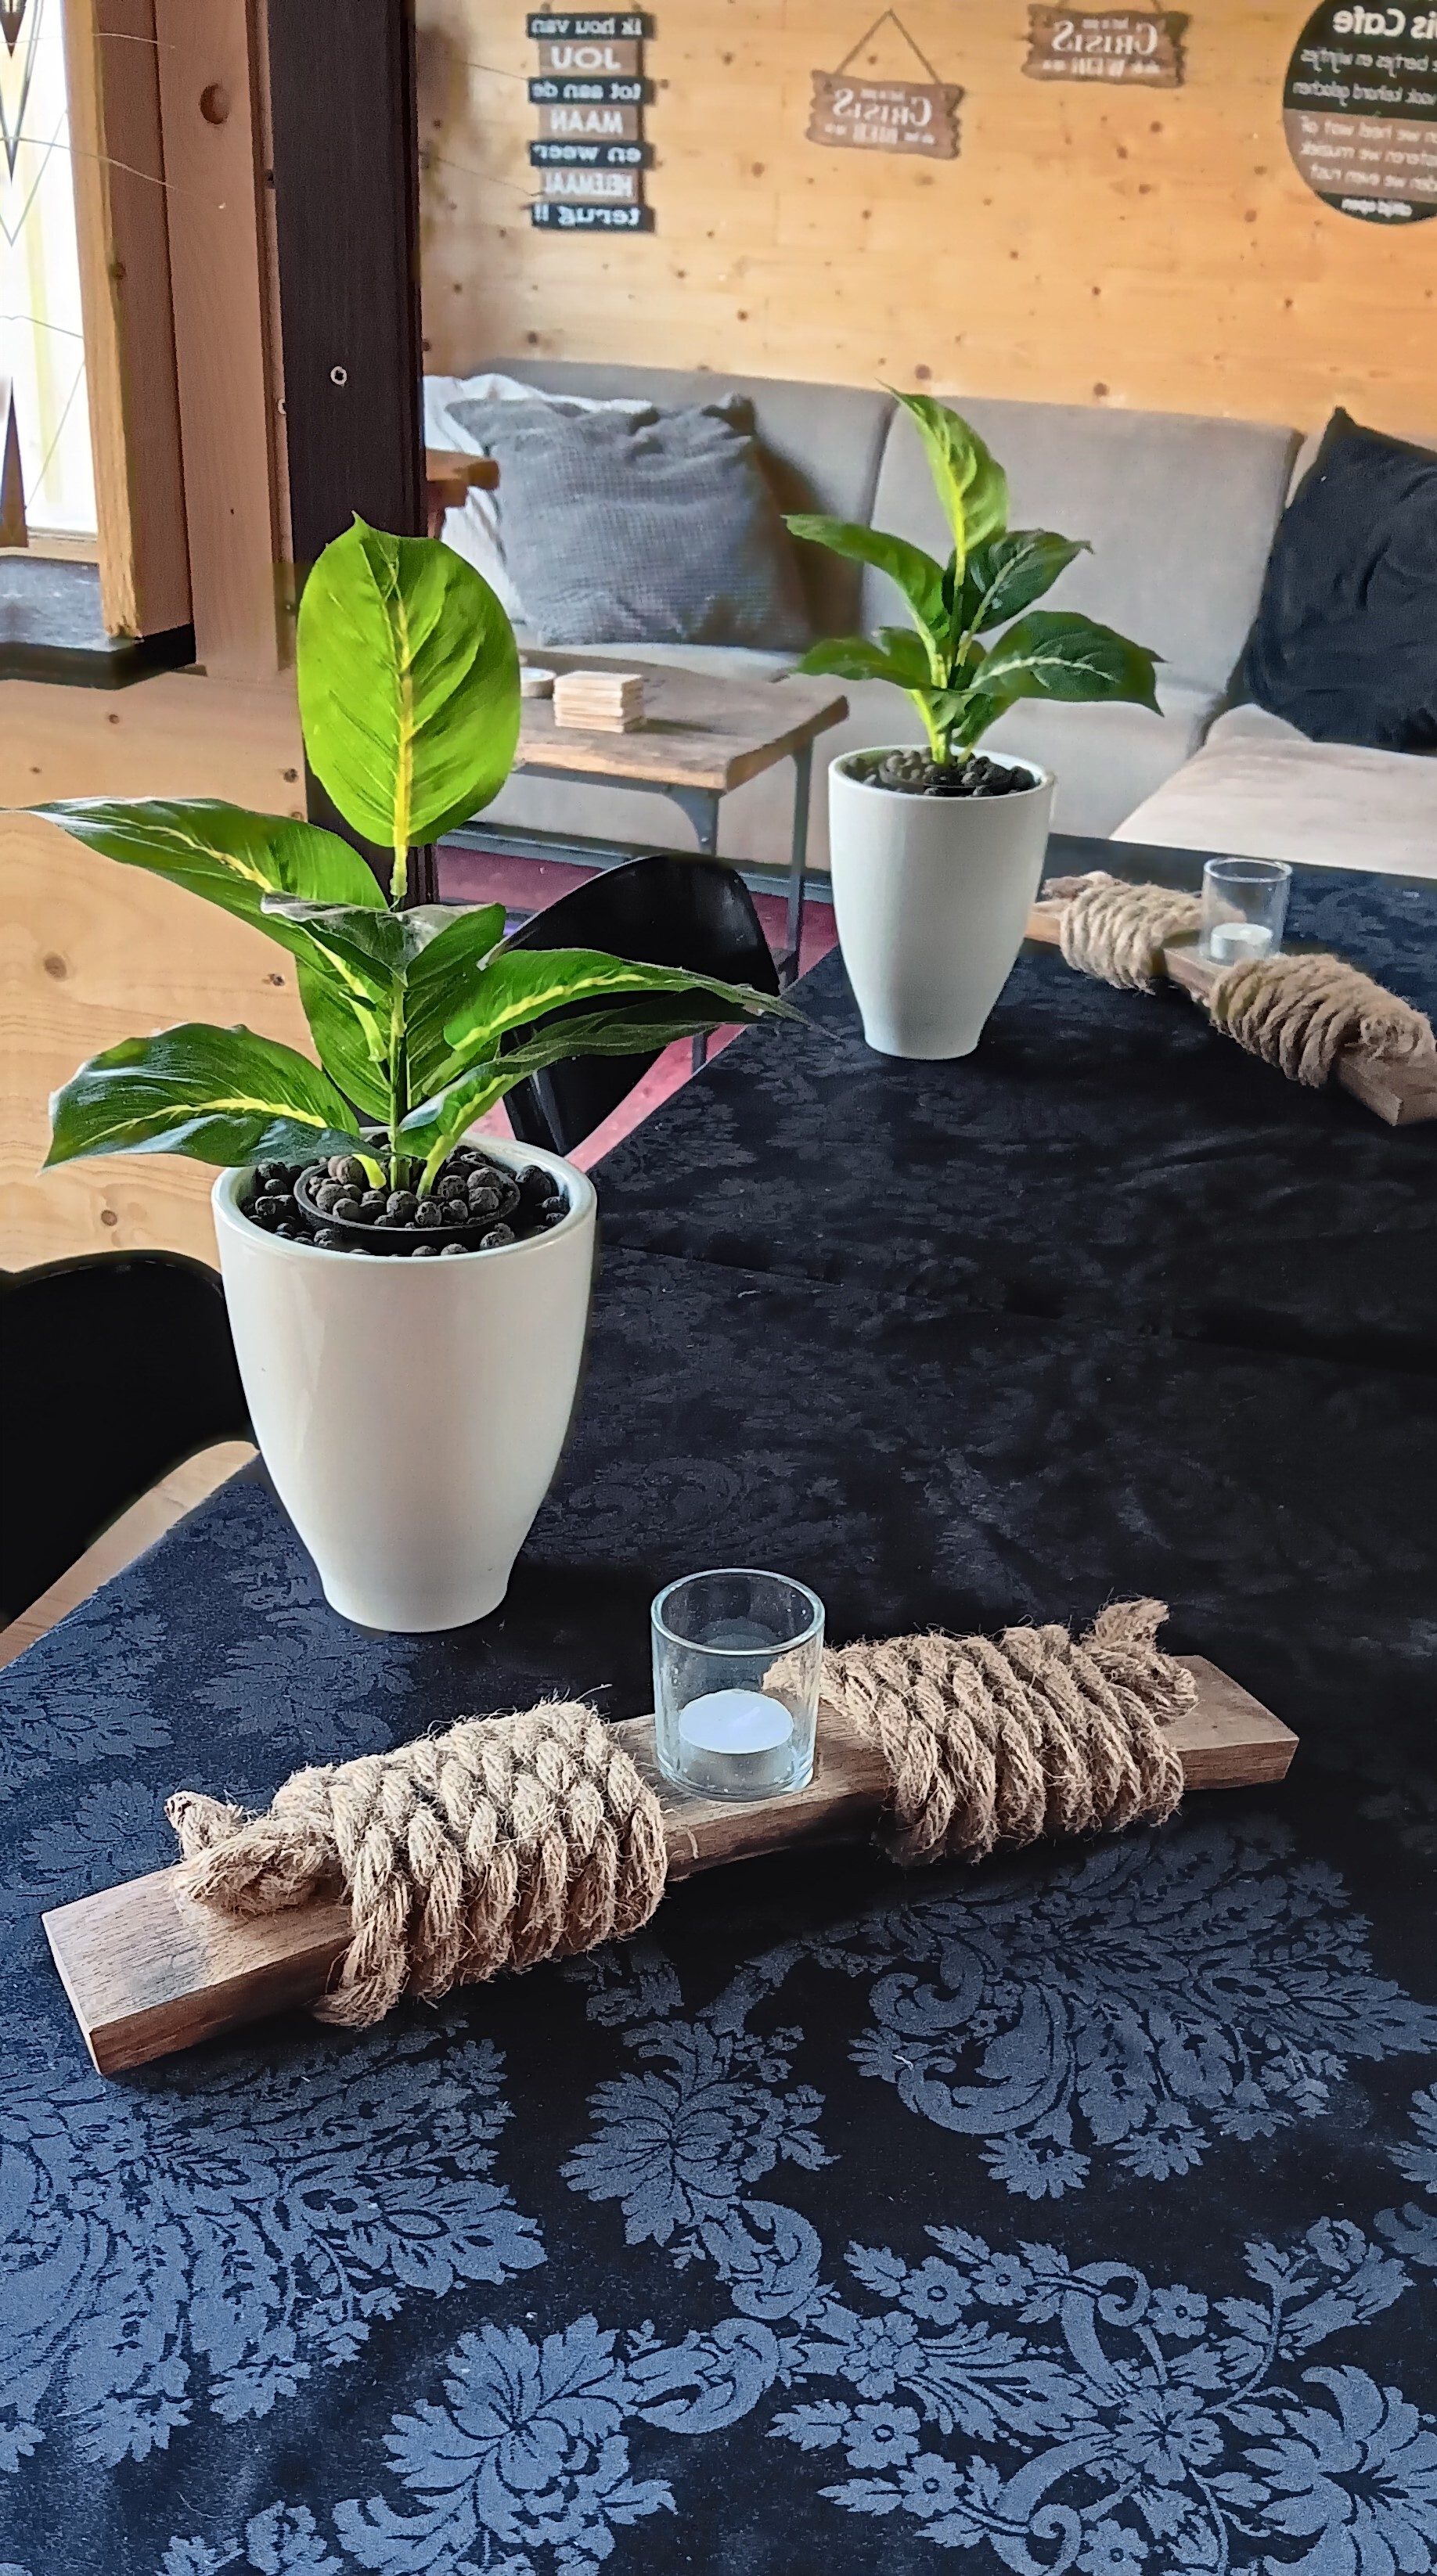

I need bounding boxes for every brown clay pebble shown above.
[410,1243,439,1258]
[479,1224,515,1249]
[413,1201,445,1230]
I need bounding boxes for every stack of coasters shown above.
[553,667,646,732]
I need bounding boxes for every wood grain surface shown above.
[44,1655,1295,2074]
[63,0,191,641]
[154,0,286,678]
[414,0,1437,441]
[1025,892,1437,1127]
[516,657,847,790]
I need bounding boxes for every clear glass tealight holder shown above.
[1199,856,1291,966]
[652,1569,824,1801]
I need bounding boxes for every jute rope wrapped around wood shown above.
[1050,871,1202,991]
[167,1604,1191,2031]
[1048,870,1435,1083]
[818,1598,1190,1865]
[1207,948,1436,1087]
[168,1701,668,2029]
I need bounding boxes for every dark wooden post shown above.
[265,0,436,900]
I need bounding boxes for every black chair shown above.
[501,854,781,1156]
[0,1251,251,1625]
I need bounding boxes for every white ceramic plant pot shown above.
[827,750,1056,1060]
[213,1142,597,1632]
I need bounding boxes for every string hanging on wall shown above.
[527,9,655,232]
[807,9,963,157]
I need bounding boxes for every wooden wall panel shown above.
[63,0,191,639]
[154,0,287,678]
[0,675,307,1271]
[414,0,1437,437]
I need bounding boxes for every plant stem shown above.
[391,841,408,907]
[917,693,949,765]
[387,985,410,1193]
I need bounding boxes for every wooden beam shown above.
[153,0,286,678]
[63,0,191,640]
[265,0,430,889]
[44,1656,1295,2076]
[1027,889,1437,1128]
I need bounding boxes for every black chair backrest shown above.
[0,1251,251,1625]
[501,854,780,1156]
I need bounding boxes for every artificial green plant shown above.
[39,521,797,1198]
[787,393,1161,767]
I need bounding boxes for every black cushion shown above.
[451,394,812,652]
[1241,408,1437,753]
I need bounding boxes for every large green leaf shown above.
[959,531,1090,635]
[434,946,799,1089]
[297,520,521,866]
[402,904,510,1097]
[295,961,391,1124]
[891,394,1009,575]
[31,801,385,952]
[47,1024,365,1171]
[956,610,1161,743]
[795,633,935,691]
[784,515,946,645]
[398,1007,752,1181]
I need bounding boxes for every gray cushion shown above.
[1113,718,1437,879]
[862,398,1298,697]
[472,358,895,635]
[459,398,812,653]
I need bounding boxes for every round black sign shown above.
[1283,0,1437,221]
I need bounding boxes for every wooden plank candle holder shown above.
[44,1658,1294,2078]
[1026,889,1437,1128]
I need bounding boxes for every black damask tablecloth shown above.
[4,1220,1435,2576]
[594,862,1437,1365]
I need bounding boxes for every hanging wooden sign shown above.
[535,163,642,203]
[809,11,963,155]
[529,75,646,102]
[1282,0,1437,223]
[1023,8,1183,85]
[535,37,642,74]
[526,11,650,33]
[529,9,654,228]
[531,138,648,165]
[528,200,654,229]
[536,100,643,139]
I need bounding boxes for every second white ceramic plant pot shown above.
[212,1142,596,1632]
[828,750,1056,1060]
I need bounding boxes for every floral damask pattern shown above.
[0,1578,168,1803]
[192,1488,420,1761]
[0,2022,542,2472]
[565,1823,1437,2220]
[770,2220,1433,2573]
[153,2196,1437,2576]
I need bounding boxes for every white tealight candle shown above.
[675,1687,794,1797]
[1205,919,1274,964]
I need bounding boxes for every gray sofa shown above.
[465,362,1437,880]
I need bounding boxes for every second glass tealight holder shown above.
[1199,856,1291,965]
[652,1568,825,1801]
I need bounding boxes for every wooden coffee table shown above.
[448,653,848,984]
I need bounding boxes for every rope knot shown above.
[1050,872,1201,991]
[167,1700,667,2028]
[818,1598,1190,1866]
